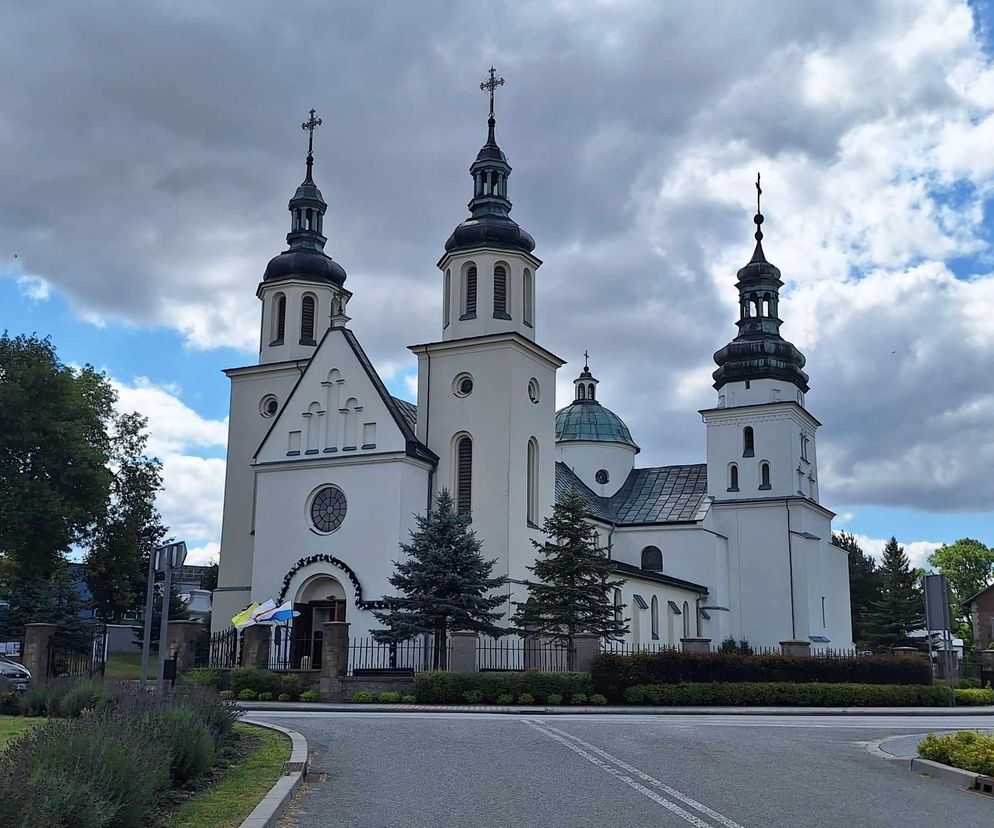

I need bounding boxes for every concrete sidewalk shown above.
[238,700,994,716]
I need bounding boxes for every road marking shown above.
[523,719,744,828]
[541,723,745,828]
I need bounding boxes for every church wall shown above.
[258,279,338,364]
[556,441,637,497]
[609,525,719,595]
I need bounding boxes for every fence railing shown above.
[477,636,571,672]
[269,627,323,671]
[203,627,241,669]
[46,625,107,680]
[348,636,441,676]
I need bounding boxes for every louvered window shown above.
[523,268,533,326]
[743,426,754,457]
[493,265,508,318]
[456,436,472,515]
[300,295,316,344]
[641,546,662,572]
[272,294,286,344]
[464,266,477,317]
[526,438,539,525]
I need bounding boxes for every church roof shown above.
[555,462,710,525]
[555,402,638,450]
[391,396,418,433]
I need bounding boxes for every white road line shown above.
[542,723,745,828]
[523,719,740,828]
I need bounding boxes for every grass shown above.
[0,715,43,749]
[104,651,149,680]
[171,723,291,828]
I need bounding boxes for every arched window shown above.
[443,269,451,328]
[342,397,359,449]
[462,264,477,318]
[588,383,596,400]
[493,264,509,318]
[578,384,586,400]
[526,438,539,526]
[763,293,772,316]
[271,293,286,345]
[641,546,662,572]
[523,268,534,326]
[455,435,472,515]
[614,589,623,624]
[760,461,771,490]
[728,464,739,491]
[651,596,659,640]
[682,601,690,639]
[743,426,755,457]
[300,294,316,344]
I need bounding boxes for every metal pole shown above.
[139,551,156,690]
[155,550,173,695]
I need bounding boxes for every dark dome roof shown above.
[555,401,639,451]
[445,215,536,255]
[263,249,347,285]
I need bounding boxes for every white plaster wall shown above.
[714,378,806,410]
[556,440,637,497]
[610,525,719,595]
[258,278,342,364]
[614,580,706,647]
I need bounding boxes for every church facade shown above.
[213,94,853,652]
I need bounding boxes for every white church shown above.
[213,88,854,653]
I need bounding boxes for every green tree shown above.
[85,413,167,621]
[0,334,115,582]
[373,489,507,668]
[833,531,880,648]
[132,580,191,649]
[928,538,994,653]
[513,488,629,667]
[864,536,923,652]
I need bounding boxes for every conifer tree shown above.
[513,488,628,668]
[373,489,507,668]
[833,531,880,648]
[864,536,923,652]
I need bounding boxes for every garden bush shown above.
[58,681,115,718]
[228,668,301,700]
[258,691,274,702]
[589,693,608,705]
[277,693,291,701]
[955,688,994,705]
[517,693,535,704]
[413,671,593,704]
[350,691,373,703]
[181,667,221,688]
[463,690,485,703]
[622,682,952,707]
[569,693,588,705]
[378,691,401,703]
[237,689,258,701]
[299,690,320,702]
[496,693,514,704]
[591,651,932,701]
[0,692,18,715]
[161,707,215,784]
[919,731,994,775]
[545,693,562,705]
[402,694,417,704]
[219,690,234,700]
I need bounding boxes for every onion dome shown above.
[555,357,639,452]
[263,109,348,286]
[712,174,808,392]
[444,68,535,256]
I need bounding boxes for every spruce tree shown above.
[833,531,880,648]
[373,489,507,668]
[513,488,629,668]
[864,536,923,652]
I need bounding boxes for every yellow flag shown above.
[231,602,259,628]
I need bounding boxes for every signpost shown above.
[923,573,955,706]
[139,541,187,694]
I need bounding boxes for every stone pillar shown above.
[449,631,478,673]
[241,625,271,670]
[681,637,711,654]
[780,640,811,657]
[166,620,203,676]
[22,623,56,687]
[892,646,920,658]
[319,621,350,699]
[572,634,599,673]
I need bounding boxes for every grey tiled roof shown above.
[391,397,418,432]
[555,462,710,525]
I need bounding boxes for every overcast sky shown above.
[3,0,994,567]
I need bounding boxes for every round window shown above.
[595,469,610,485]
[528,378,540,404]
[310,486,347,533]
[453,373,474,397]
[260,395,279,418]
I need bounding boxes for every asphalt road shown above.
[255,711,994,828]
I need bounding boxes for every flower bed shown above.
[919,731,994,775]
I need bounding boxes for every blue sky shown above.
[3,1,994,566]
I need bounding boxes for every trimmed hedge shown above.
[955,688,994,705]
[413,671,593,704]
[919,731,994,775]
[622,682,953,707]
[592,651,931,701]
[180,667,303,700]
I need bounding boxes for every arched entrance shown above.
[285,574,347,670]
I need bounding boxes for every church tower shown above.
[410,69,563,599]
[702,176,819,503]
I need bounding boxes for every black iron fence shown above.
[47,625,107,680]
[477,636,571,672]
[202,626,241,669]
[270,627,323,671]
[347,636,439,676]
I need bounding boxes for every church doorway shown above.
[289,574,347,670]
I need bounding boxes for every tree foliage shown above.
[928,538,994,624]
[864,536,923,652]
[833,531,880,648]
[513,488,629,661]
[373,490,507,665]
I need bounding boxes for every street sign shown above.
[924,574,951,631]
[154,541,187,572]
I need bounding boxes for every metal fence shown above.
[270,627,323,671]
[347,636,440,676]
[202,626,241,669]
[477,636,571,672]
[47,625,107,680]
[601,641,863,658]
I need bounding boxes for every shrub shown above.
[591,651,932,701]
[955,688,994,705]
[919,731,994,775]
[181,667,221,688]
[277,693,291,702]
[18,686,51,717]
[161,707,215,784]
[955,677,981,690]
[545,693,563,705]
[58,681,115,718]
[402,695,417,704]
[517,693,535,705]
[496,693,514,704]
[350,691,373,704]
[378,691,401,704]
[166,685,240,743]
[589,693,608,705]
[463,690,485,704]
[237,689,258,701]
[300,690,321,702]
[219,690,234,700]
[569,693,588,705]
[228,668,300,699]
[0,692,18,716]
[258,691,274,702]
[413,671,593,704]
[621,682,952,707]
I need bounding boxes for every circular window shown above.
[528,378,540,404]
[595,469,610,485]
[310,486,347,533]
[260,395,279,418]
[453,373,474,397]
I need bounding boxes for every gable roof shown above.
[391,396,418,433]
[963,582,994,609]
[555,462,710,526]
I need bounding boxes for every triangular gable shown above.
[255,327,436,465]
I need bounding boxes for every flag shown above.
[231,602,260,629]
[255,601,299,624]
[250,599,277,623]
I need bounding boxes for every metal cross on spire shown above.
[302,108,322,158]
[584,349,590,371]
[754,171,764,242]
[480,66,505,118]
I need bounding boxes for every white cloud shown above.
[851,534,943,570]
[16,273,50,301]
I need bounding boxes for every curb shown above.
[238,718,310,828]
[866,734,986,793]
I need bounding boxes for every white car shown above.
[0,657,31,692]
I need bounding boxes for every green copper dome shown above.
[555,401,639,451]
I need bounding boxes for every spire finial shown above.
[754,171,764,242]
[301,108,322,180]
[584,349,590,371]
[480,66,505,143]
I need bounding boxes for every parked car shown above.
[0,656,31,692]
